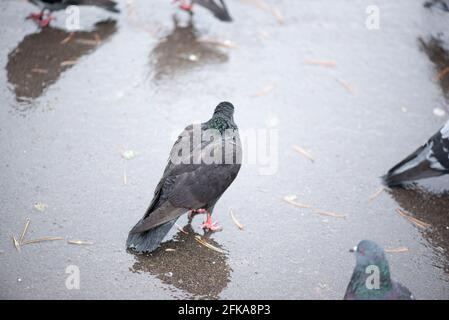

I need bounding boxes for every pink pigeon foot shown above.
[26,12,44,21]
[201,213,222,232]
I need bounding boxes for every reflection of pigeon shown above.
[130,223,231,299]
[27,0,120,27]
[424,0,449,12]
[150,16,228,81]
[7,20,117,102]
[174,0,232,22]
[127,102,241,253]
[344,240,414,300]
[383,121,449,188]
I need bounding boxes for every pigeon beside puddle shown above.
[126,102,241,253]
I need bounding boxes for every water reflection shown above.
[129,223,231,299]
[419,36,449,102]
[6,20,117,103]
[388,188,449,275]
[150,16,228,81]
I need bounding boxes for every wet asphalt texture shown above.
[0,0,449,299]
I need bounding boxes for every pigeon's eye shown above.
[359,249,365,256]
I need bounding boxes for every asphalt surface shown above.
[0,0,449,299]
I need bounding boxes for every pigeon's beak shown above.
[349,246,357,253]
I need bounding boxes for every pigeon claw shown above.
[201,214,222,232]
[26,11,55,27]
[26,12,44,21]
[173,0,193,12]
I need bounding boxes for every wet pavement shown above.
[1,0,449,299]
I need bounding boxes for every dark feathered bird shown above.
[126,102,241,253]
[174,0,232,22]
[382,121,449,188]
[344,240,414,300]
[27,0,119,27]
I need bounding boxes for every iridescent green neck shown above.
[351,261,392,298]
[207,116,236,134]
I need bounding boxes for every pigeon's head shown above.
[213,101,235,120]
[350,240,388,268]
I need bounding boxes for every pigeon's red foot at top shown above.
[180,3,193,11]
[173,0,193,12]
[201,213,222,232]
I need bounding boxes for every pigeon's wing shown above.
[343,273,358,300]
[193,0,232,21]
[383,121,449,187]
[129,125,200,233]
[130,127,241,233]
[430,121,449,170]
[169,132,241,207]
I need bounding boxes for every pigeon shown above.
[26,0,120,27]
[126,101,241,253]
[383,120,449,188]
[174,0,232,22]
[344,240,414,300]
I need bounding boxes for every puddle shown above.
[1,0,449,299]
[419,36,449,103]
[129,223,231,299]
[389,187,449,275]
[6,19,117,103]
[150,16,228,81]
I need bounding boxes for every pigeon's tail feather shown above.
[75,0,120,13]
[215,0,232,22]
[126,220,176,253]
[194,0,232,22]
[382,144,443,188]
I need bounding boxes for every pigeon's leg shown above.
[201,213,222,232]
[188,208,207,220]
[26,9,45,22]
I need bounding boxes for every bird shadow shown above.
[128,223,232,299]
[6,19,117,106]
[388,187,449,274]
[149,15,228,82]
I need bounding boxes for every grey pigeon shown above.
[27,0,119,27]
[383,120,449,188]
[126,102,241,253]
[344,240,414,300]
[174,0,232,22]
